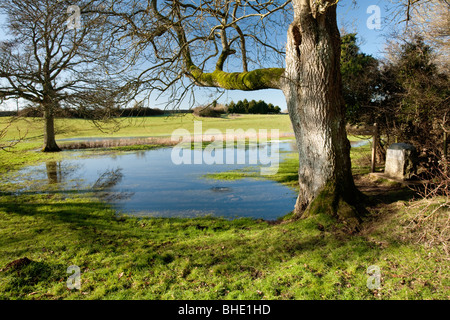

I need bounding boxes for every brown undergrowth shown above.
[355,173,449,263]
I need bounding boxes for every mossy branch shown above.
[187,67,284,91]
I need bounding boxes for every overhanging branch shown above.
[187,66,284,90]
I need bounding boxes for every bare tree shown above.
[387,0,450,72]
[0,0,132,152]
[103,0,363,223]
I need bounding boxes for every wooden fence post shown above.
[371,123,378,173]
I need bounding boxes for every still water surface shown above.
[10,141,298,220]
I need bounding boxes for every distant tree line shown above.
[226,99,281,114]
[0,111,17,117]
[0,106,169,118]
[191,99,281,118]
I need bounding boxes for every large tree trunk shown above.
[281,0,364,227]
[42,104,61,152]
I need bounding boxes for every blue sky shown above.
[0,0,392,112]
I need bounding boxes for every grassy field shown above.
[0,114,294,141]
[0,115,448,300]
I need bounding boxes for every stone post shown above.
[384,143,418,180]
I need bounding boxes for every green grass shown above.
[1,114,293,142]
[350,143,375,175]
[0,142,64,175]
[0,190,447,299]
[0,115,448,300]
[107,144,163,152]
[203,151,300,191]
[203,141,372,188]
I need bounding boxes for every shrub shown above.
[193,105,224,118]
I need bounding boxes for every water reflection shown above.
[12,141,299,220]
[44,161,82,187]
[92,168,124,190]
[91,168,134,202]
[45,161,61,184]
[134,151,147,159]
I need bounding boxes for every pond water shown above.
[8,141,299,220]
[6,138,370,220]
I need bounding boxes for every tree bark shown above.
[281,0,364,227]
[42,104,61,152]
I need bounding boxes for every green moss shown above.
[303,182,337,217]
[192,67,285,90]
[242,68,285,90]
[302,181,361,232]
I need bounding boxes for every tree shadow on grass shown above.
[0,194,133,251]
[354,174,417,206]
[0,257,66,296]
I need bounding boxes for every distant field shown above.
[0,114,294,143]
